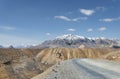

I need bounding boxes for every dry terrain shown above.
[0,48,120,79]
[32,58,120,79]
[0,48,43,79]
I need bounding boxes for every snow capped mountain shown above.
[0,45,3,48]
[113,39,120,44]
[56,34,86,40]
[33,34,119,48]
[56,34,107,40]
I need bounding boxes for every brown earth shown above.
[35,48,120,65]
[0,48,120,79]
[0,48,43,79]
[102,50,120,61]
[35,47,120,75]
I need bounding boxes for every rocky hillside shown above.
[35,48,118,65]
[0,45,3,48]
[102,51,120,61]
[34,47,120,74]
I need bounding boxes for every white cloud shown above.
[46,33,51,35]
[87,28,93,32]
[72,18,80,22]
[80,9,95,16]
[72,17,88,21]
[100,18,113,22]
[54,16,71,21]
[0,26,15,30]
[54,16,87,22]
[98,27,107,31]
[67,28,76,32]
[99,17,120,22]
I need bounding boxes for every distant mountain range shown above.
[33,34,120,48]
[0,45,3,48]
[0,45,33,49]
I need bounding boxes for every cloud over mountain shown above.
[98,27,107,31]
[80,9,95,16]
[87,28,93,32]
[67,28,76,32]
[46,33,51,35]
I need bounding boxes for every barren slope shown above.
[0,48,43,79]
[34,48,120,74]
[103,51,120,61]
[35,48,118,65]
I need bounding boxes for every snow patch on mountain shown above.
[56,34,106,40]
[56,34,86,40]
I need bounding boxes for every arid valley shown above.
[0,0,120,79]
[0,34,120,79]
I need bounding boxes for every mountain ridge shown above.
[33,34,120,48]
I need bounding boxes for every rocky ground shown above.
[32,58,120,79]
[0,48,120,79]
[0,48,43,79]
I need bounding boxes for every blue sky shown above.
[0,0,120,46]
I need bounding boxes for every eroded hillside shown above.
[35,48,119,65]
[34,48,120,74]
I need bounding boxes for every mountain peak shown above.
[56,34,86,40]
[33,34,120,48]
